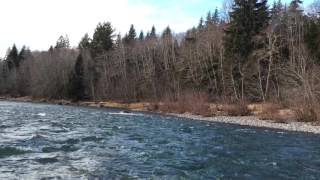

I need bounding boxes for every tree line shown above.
[0,0,319,106]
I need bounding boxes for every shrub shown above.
[258,104,290,123]
[146,103,159,111]
[158,91,212,116]
[295,106,318,122]
[224,102,251,116]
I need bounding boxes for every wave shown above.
[34,157,59,164]
[37,113,46,117]
[0,146,29,158]
[108,111,144,116]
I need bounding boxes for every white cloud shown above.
[0,0,199,57]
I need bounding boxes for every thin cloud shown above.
[0,0,312,57]
[0,0,212,57]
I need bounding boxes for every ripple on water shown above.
[128,133,145,143]
[59,138,80,145]
[154,138,170,145]
[42,145,79,153]
[34,157,59,164]
[42,146,61,153]
[24,134,50,146]
[0,125,10,129]
[81,136,103,142]
[0,146,29,158]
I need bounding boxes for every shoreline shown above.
[1,96,320,134]
[170,113,320,134]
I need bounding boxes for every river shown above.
[0,101,319,179]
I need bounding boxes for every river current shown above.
[0,101,319,179]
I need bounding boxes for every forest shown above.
[0,0,320,119]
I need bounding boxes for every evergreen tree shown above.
[6,45,19,70]
[198,17,205,29]
[139,31,144,41]
[124,24,137,44]
[69,54,85,101]
[145,32,151,40]
[18,46,26,60]
[150,25,157,38]
[255,0,270,31]
[225,0,269,60]
[123,33,129,43]
[128,24,137,40]
[48,46,54,52]
[162,26,172,38]
[205,11,213,27]
[224,0,270,99]
[91,22,115,57]
[18,46,31,62]
[55,35,70,49]
[212,8,220,24]
[115,34,123,47]
[78,33,92,49]
[271,0,283,18]
[305,18,320,63]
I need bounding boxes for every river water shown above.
[0,101,319,179]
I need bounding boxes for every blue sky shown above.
[130,0,314,20]
[129,0,222,17]
[0,0,316,58]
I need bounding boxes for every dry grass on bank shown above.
[157,93,212,116]
[76,99,320,124]
[256,100,320,124]
[293,102,320,124]
[155,93,253,117]
[223,102,252,116]
[257,103,293,123]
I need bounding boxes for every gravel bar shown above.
[170,113,320,134]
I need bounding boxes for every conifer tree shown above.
[256,0,269,31]
[206,11,213,27]
[271,0,283,18]
[124,24,137,44]
[48,46,54,52]
[79,33,92,49]
[18,46,31,62]
[115,34,123,47]
[305,17,320,63]
[6,45,19,70]
[224,0,269,100]
[139,31,144,41]
[69,54,85,101]
[55,35,70,49]
[162,26,172,38]
[18,46,26,60]
[198,17,205,29]
[150,26,157,38]
[128,24,137,40]
[212,8,220,24]
[91,22,115,56]
[146,32,150,39]
[225,0,269,60]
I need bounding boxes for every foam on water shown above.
[37,113,46,117]
[108,111,144,116]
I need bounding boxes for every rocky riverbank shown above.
[1,96,320,134]
[171,113,320,134]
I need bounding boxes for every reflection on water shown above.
[0,101,319,179]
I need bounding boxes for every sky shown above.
[0,0,314,58]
